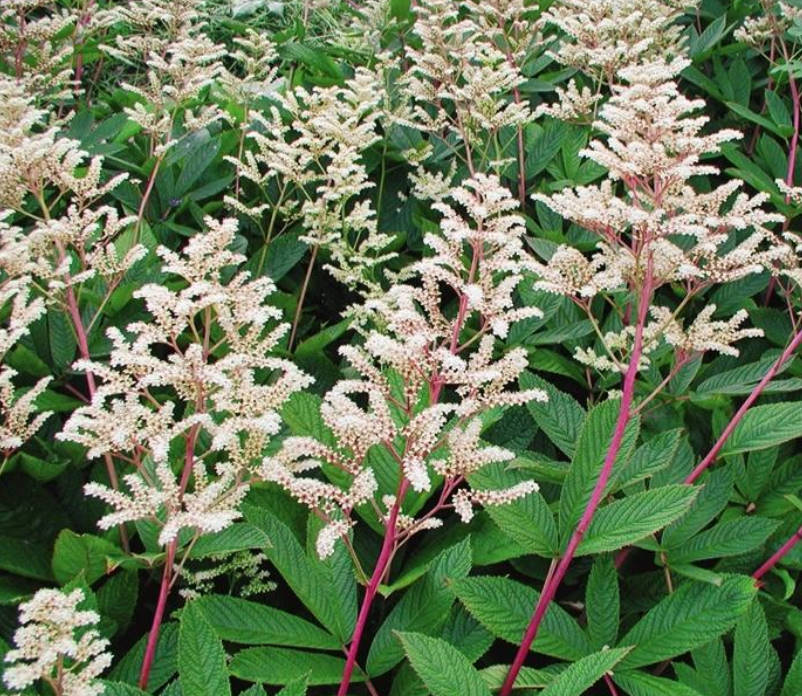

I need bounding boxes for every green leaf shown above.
[260,233,309,282]
[586,556,619,649]
[97,571,138,634]
[48,310,77,371]
[613,430,682,490]
[52,530,119,585]
[525,119,569,179]
[520,371,585,458]
[733,600,771,696]
[396,632,491,696]
[281,392,336,447]
[480,665,554,690]
[453,576,590,660]
[614,671,707,696]
[174,137,220,196]
[766,89,792,130]
[618,575,757,669]
[695,351,790,396]
[540,647,632,696]
[242,504,347,640]
[666,517,779,565]
[560,399,640,539]
[179,601,231,696]
[780,649,802,696]
[577,485,696,555]
[100,683,151,696]
[725,101,791,138]
[276,677,309,696]
[663,467,734,548]
[230,647,365,685]
[0,534,54,581]
[468,463,558,556]
[721,403,802,456]
[188,523,270,559]
[108,622,178,691]
[281,42,343,79]
[367,538,472,676]
[193,594,340,649]
[690,639,731,696]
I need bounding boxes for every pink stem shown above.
[753,525,802,583]
[138,540,176,690]
[337,481,407,696]
[685,326,802,484]
[500,275,653,696]
[138,418,202,688]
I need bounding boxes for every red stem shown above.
[500,274,653,696]
[753,525,802,582]
[685,327,802,484]
[138,540,177,690]
[337,480,407,696]
[138,418,202,688]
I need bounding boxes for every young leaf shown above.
[720,402,802,456]
[367,538,472,677]
[396,632,491,696]
[539,646,632,696]
[577,485,698,555]
[734,600,771,696]
[612,429,682,490]
[193,595,340,649]
[690,639,731,696]
[178,602,231,696]
[230,647,365,685]
[618,575,757,668]
[586,556,619,649]
[453,575,590,660]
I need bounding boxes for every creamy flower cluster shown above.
[3,588,112,696]
[264,173,545,558]
[59,217,312,546]
[532,54,789,362]
[227,67,395,298]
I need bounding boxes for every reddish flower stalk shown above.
[685,326,802,485]
[337,480,408,696]
[138,540,177,690]
[138,417,203,688]
[499,271,654,696]
[337,240,481,696]
[753,525,802,583]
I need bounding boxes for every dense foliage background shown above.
[3,0,802,695]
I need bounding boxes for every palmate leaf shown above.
[539,647,632,696]
[397,632,491,696]
[618,575,757,669]
[577,485,698,556]
[452,576,590,660]
[178,602,231,696]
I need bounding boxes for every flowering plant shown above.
[2,1,802,696]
